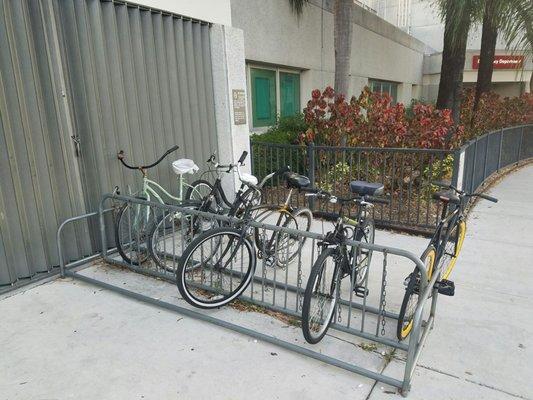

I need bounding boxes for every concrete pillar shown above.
[210,25,251,194]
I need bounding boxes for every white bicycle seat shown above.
[172,158,199,175]
[240,172,258,186]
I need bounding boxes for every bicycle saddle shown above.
[240,172,258,186]
[433,190,460,205]
[285,172,311,189]
[172,158,199,175]
[349,181,384,196]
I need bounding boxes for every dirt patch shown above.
[230,299,301,327]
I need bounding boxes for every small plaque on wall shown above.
[232,89,246,125]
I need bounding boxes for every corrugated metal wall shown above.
[0,0,217,287]
[0,0,91,286]
[56,0,218,213]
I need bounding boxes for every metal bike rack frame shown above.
[57,193,444,396]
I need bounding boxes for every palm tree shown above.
[436,0,479,125]
[474,0,533,112]
[499,0,533,92]
[473,0,498,113]
[289,0,353,98]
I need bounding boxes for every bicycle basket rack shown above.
[57,193,441,397]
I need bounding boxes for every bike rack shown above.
[57,193,444,396]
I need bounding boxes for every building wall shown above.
[423,50,532,101]
[231,0,427,129]
[127,0,232,25]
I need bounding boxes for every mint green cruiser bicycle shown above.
[115,145,205,265]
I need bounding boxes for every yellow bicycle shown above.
[397,182,497,340]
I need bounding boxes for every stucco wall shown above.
[231,0,426,106]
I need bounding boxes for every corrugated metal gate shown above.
[0,0,217,287]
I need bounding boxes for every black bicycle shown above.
[175,169,314,309]
[396,181,498,340]
[301,181,388,344]
[185,151,262,212]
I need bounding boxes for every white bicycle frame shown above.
[131,173,198,228]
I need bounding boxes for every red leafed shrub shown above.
[461,88,533,140]
[301,86,532,149]
[302,86,457,149]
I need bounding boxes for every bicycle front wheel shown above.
[185,179,214,202]
[301,247,342,344]
[177,227,256,309]
[115,200,155,265]
[439,219,466,280]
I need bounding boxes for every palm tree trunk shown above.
[334,0,353,98]
[437,1,471,127]
[473,0,498,112]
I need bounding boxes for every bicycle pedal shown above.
[436,279,455,296]
[353,285,369,298]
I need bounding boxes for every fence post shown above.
[497,128,503,171]
[483,134,489,181]
[307,142,316,211]
[451,148,462,189]
[517,126,524,165]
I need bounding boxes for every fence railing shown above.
[250,124,533,234]
[455,124,533,196]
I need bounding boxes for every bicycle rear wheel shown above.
[177,227,255,309]
[439,219,466,280]
[353,218,375,286]
[149,203,219,272]
[275,207,312,267]
[301,247,342,344]
[397,246,436,341]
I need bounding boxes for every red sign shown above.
[472,55,524,69]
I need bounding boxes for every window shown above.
[249,66,301,128]
[369,79,398,103]
[280,72,300,118]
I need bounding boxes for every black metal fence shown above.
[250,124,533,234]
[457,125,533,195]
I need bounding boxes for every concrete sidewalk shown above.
[1,165,532,399]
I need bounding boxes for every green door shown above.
[280,72,300,118]
[251,68,276,127]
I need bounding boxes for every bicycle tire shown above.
[115,199,155,265]
[275,207,312,267]
[177,227,256,309]
[148,202,219,272]
[352,217,375,286]
[185,180,215,202]
[301,247,342,344]
[397,245,436,341]
[251,205,289,253]
[439,219,466,280]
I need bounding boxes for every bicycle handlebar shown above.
[473,193,498,203]
[117,145,179,170]
[301,187,389,205]
[432,181,498,203]
[365,195,390,205]
[238,151,248,165]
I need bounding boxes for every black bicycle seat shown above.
[432,190,460,205]
[349,181,384,196]
[285,172,311,189]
